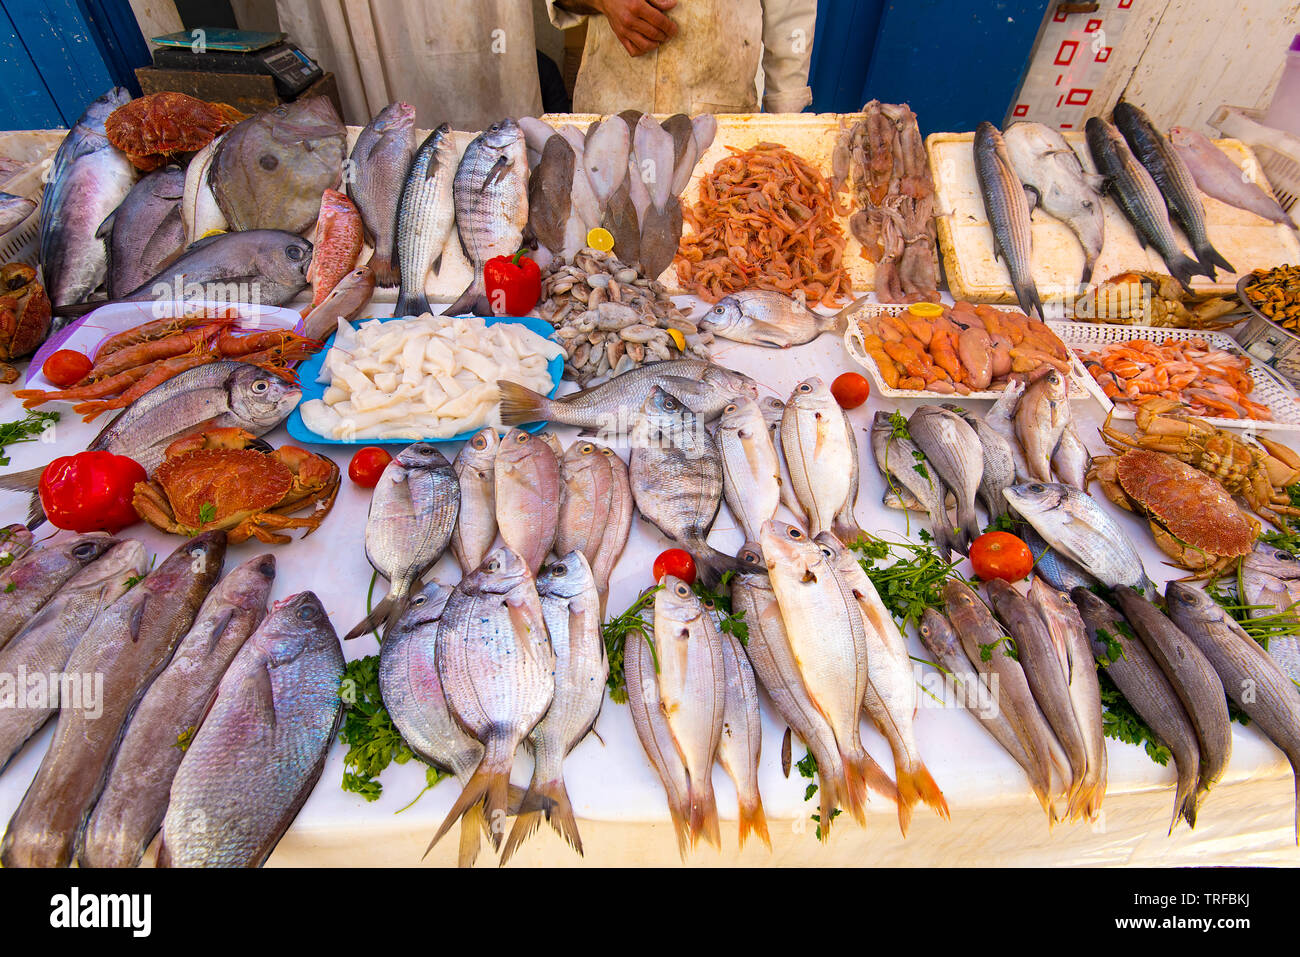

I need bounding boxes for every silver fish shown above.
[1028,576,1107,822]
[117,229,313,305]
[180,133,225,245]
[1114,101,1234,280]
[80,553,275,868]
[444,119,529,316]
[1,362,299,528]
[1073,588,1201,832]
[1020,523,1097,593]
[158,590,344,867]
[495,428,561,576]
[1166,581,1300,842]
[654,575,725,849]
[821,532,948,835]
[349,102,417,288]
[0,191,35,237]
[974,121,1043,318]
[985,380,1033,481]
[1014,370,1070,484]
[716,621,769,850]
[395,123,457,316]
[1003,121,1105,286]
[1170,126,1294,228]
[1085,116,1206,290]
[299,264,376,343]
[100,164,185,299]
[870,410,959,560]
[555,439,631,608]
[430,547,554,853]
[1113,585,1232,795]
[699,291,867,348]
[909,405,983,552]
[1004,482,1149,589]
[450,428,499,575]
[1050,421,1090,491]
[500,551,606,864]
[0,540,145,774]
[40,88,135,310]
[947,404,1016,520]
[717,397,782,547]
[346,442,459,640]
[1,532,225,869]
[0,534,119,647]
[629,387,739,588]
[498,358,758,431]
[783,377,861,540]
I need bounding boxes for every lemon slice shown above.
[907,301,945,318]
[666,328,686,351]
[200,228,227,239]
[586,227,615,252]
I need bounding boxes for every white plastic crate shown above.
[0,131,61,270]
[1054,321,1300,433]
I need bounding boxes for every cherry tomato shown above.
[653,548,696,586]
[348,447,393,488]
[42,350,92,389]
[969,532,1035,583]
[38,450,146,534]
[831,372,870,409]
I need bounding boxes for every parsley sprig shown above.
[602,586,660,703]
[848,532,968,631]
[0,410,57,466]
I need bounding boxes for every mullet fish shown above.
[974,121,1043,318]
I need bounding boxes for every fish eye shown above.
[551,563,567,577]
[411,594,428,607]
[72,542,100,560]
[712,306,726,315]
[252,378,270,394]
[724,403,737,414]
[581,444,594,454]
[798,383,813,393]
[788,527,804,539]
[516,432,528,443]
[601,447,613,456]
[486,559,500,572]
[675,583,691,597]
[286,245,304,261]
[298,603,317,620]
[1028,483,1045,492]
[472,433,487,449]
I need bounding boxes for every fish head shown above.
[496,427,551,468]
[717,396,762,435]
[699,297,745,337]
[263,232,314,286]
[395,441,452,474]
[227,363,302,433]
[82,87,134,129]
[218,553,278,612]
[942,578,984,614]
[1246,541,1300,579]
[703,364,760,401]
[736,543,765,568]
[788,376,829,410]
[919,607,958,656]
[654,574,704,626]
[459,427,501,470]
[84,539,149,586]
[1028,574,1073,615]
[151,530,227,594]
[465,546,534,596]
[480,118,524,152]
[267,96,345,144]
[56,532,119,568]
[1164,580,1219,624]
[538,550,595,600]
[393,579,454,633]
[561,438,607,475]
[759,520,820,575]
[1002,481,1065,518]
[372,101,416,134]
[758,395,785,429]
[260,591,333,665]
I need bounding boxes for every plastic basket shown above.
[0,131,62,270]
[1053,321,1300,432]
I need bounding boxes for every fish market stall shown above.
[0,91,1299,869]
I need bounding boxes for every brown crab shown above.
[0,264,51,384]
[133,427,339,544]
[105,93,245,171]
[1088,448,1259,578]
[1099,399,1300,529]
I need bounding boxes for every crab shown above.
[0,264,50,384]
[1100,399,1300,529]
[105,93,245,171]
[133,428,339,544]
[1088,448,1260,579]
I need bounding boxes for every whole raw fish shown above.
[0,540,145,774]
[394,123,457,316]
[80,553,274,868]
[308,188,363,308]
[501,551,606,864]
[100,165,185,299]
[1,531,225,868]
[1169,126,1295,227]
[1073,588,1201,832]
[118,228,312,306]
[444,119,529,316]
[716,397,782,547]
[0,534,118,647]
[760,395,805,523]
[495,428,561,575]
[346,442,459,640]
[348,102,417,287]
[1014,370,1070,484]
[180,133,226,244]
[909,405,983,551]
[40,88,136,310]
[974,121,1043,318]
[984,379,1033,481]
[527,134,575,257]
[871,410,959,560]
[1020,523,1097,593]
[1050,421,1090,491]
[430,547,554,853]
[700,290,868,348]
[554,439,632,608]
[299,264,375,343]
[782,377,861,540]
[158,590,344,867]
[716,620,769,850]
[450,428,499,575]
[947,404,1017,521]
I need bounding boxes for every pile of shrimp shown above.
[674,142,853,306]
[15,311,321,422]
[1077,336,1271,420]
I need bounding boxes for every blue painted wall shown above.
[810,0,1050,135]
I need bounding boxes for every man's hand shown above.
[595,0,678,58]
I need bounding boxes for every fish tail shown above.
[839,748,871,825]
[689,543,747,589]
[1292,762,1300,846]
[394,287,432,318]
[1080,255,1096,288]
[367,248,400,288]
[688,773,721,850]
[738,792,771,851]
[816,770,839,842]
[0,466,48,530]
[831,511,863,546]
[457,803,483,868]
[500,776,582,866]
[895,761,949,836]
[443,276,486,317]
[957,506,982,554]
[1171,760,1198,835]
[666,792,692,861]
[342,584,410,641]
[497,380,553,428]
[1194,241,1235,280]
[829,292,875,336]
[425,754,510,858]
[156,839,172,868]
[1013,276,1045,320]
[1166,251,1206,292]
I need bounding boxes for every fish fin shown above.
[156,839,172,868]
[457,804,482,868]
[895,761,949,837]
[1023,183,1041,213]
[1166,252,1204,293]
[366,249,400,288]
[838,749,871,825]
[1013,279,1046,321]
[430,252,443,277]
[687,773,721,850]
[0,466,47,530]
[738,794,771,851]
[442,277,485,316]
[481,155,510,191]
[342,587,408,642]
[425,756,510,858]
[95,208,116,240]
[1080,256,1095,288]
[201,607,237,655]
[497,380,552,427]
[828,293,874,336]
[1194,242,1235,279]
[394,288,432,318]
[689,544,747,590]
[498,808,544,868]
[832,512,863,546]
[501,776,582,866]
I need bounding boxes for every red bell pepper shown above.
[483,249,541,316]
[38,450,146,534]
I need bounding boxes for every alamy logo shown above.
[49,887,151,937]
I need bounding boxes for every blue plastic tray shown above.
[285,314,563,446]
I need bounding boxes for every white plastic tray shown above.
[1055,321,1300,433]
[843,302,1093,400]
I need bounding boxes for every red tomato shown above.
[348,447,393,488]
[653,548,696,586]
[831,372,870,409]
[969,532,1035,583]
[42,350,92,389]
[38,450,146,534]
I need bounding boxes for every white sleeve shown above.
[760,0,817,113]
[546,0,591,30]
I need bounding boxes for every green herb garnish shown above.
[693,570,748,645]
[0,411,57,467]
[174,726,196,751]
[977,635,1019,662]
[198,502,216,524]
[601,586,661,703]
[849,532,967,631]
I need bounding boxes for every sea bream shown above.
[39,88,136,311]
[494,428,561,576]
[99,164,186,300]
[716,397,782,547]
[1003,121,1105,286]
[348,102,417,287]
[450,428,499,575]
[554,439,632,610]
[444,119,529,316]
[908,405,983,553]
[699,290,869,348]
[973,121,1043,318]
[782,377,862,541]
